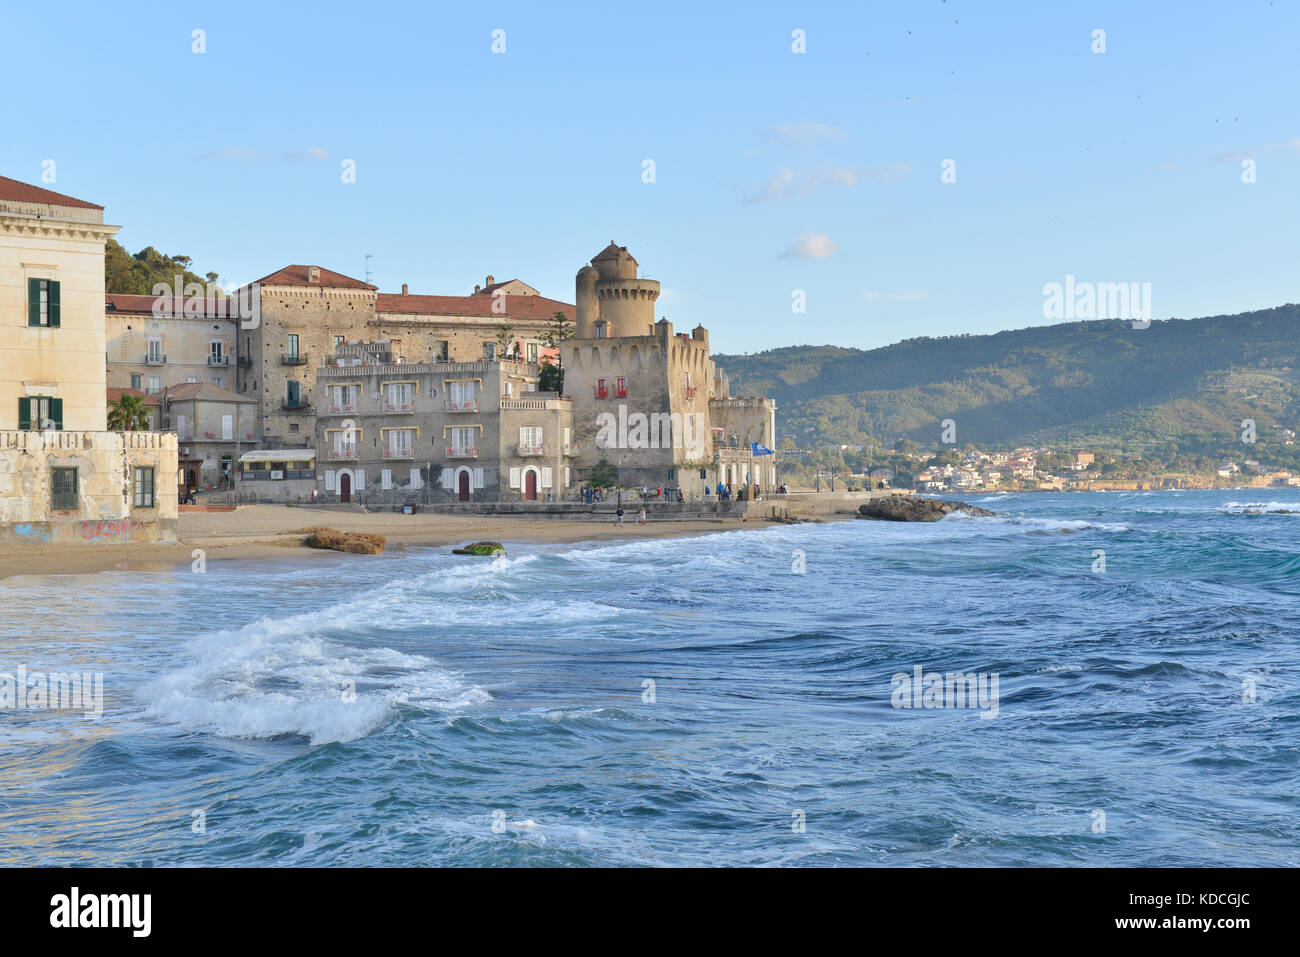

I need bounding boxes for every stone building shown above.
[0,175,176,544]
[563,242,777,497]
[311,340,573,504]
[162,381,258,490]
[235,265,574,454]
[105,293,238,396]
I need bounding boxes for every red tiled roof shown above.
[376,293,574,323]
[254,264,376,290]
[105,294,235,318]
[107,387,161,407]
[0,175,103,210]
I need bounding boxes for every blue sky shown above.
[4,0,1296,352]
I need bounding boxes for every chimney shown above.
[474,284,481,294]
[485,275,495,285]
[307,265,321,283]
[402,283,408,295]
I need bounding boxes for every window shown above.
[503,380,513,398]
[51,467,78,510]
[287,381,301,406]
[331,384,359,413]
[287,334,300,359]
[147,376,162,394]
[434,341,449,361]
[333,335,345,349]
[27,279,60,327]
[616,377,627,398]
[210,375,225,388]
[147,337,163,363]
[518,427,543,453]
[133,467,155,507]
[526,343,539,363]
[210,341,225,361]
[483,342,496,360]
[331,429,359,458]
[448,380,476,408]
[130,374,142,390]
[18,396,61,430]
[449,427,476,454]
[222,414,233,440]
[385,428,416,458]
[385,382,413,412]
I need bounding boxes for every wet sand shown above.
[0,504,773,580]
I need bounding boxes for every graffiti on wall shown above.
[80,519,140,541]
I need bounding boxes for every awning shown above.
[239,449,317,463]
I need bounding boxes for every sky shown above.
[4,0,1297,353]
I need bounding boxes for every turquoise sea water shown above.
[0,489,1296,866]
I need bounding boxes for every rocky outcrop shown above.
[303,528,386,554]
[452,541,505,556]
[857,495,996,522]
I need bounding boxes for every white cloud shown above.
[1214,138,1300,162]
[286,146,332,161]
[763,121,848,147]
[780,233,838,260]
[747,163,911,203]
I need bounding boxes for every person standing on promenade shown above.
[615,506,625,526]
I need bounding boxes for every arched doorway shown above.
[524,469,538,501]
[457,470,471,501]
[339,472,352,503]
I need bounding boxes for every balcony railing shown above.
[594,386,609,398]
[516,444,546,457]
[329,403,358,414]
[385,447,416,459]
[684,386,697,398]
[385,401,415,414]
[281,399,312,411]
[445,400,478,412]
[615,386,628,398]
[145,353,166,365]
[327,447,359,460]
[208,355,230,366]
[281,353,308,366]
[562,443,579,457]
[445,446,478,458]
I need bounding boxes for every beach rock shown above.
[452,541,505,556]
[304,528,386,554]
[856,495,996,522]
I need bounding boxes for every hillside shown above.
[105,239,224,296]
[715,306,1300,460]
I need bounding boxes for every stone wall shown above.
[0,430,178,544]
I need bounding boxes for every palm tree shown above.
[107,393,151,431]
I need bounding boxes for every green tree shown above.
[539,310,575,366]
[107,393,151,431]
[538,359,564,394]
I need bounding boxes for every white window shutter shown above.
[509,467,521,489]
[356,469,366,490]
[541,467,552,488]
[410,468,422,489]
[440,467,453,488]
[325,469,336,491]
[564,467,570,487]
[518,426,527,444]
[381,469,392,490]
[474,467,485,489]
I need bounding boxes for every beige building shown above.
[162,381,258,490]
[564,243,777,497]
[235,263,574,453]
[0,175,176,543]
[105,293,238,396]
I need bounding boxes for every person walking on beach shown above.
[615,506,625,526]
[637,507,646,525]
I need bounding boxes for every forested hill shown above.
[714,306,1300,455]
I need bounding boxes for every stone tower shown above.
[574,242,660,339]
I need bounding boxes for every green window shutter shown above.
[18,397,31,430]
[48,281,60,327]
[50,398,63,430]
[27,279,40,326]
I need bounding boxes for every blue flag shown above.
[751,442,774,456]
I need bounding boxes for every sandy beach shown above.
[0,504,772,580]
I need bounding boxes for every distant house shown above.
[1071,450,1095,469]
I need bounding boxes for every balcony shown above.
[281,352,308,366]
[328,403,358,415]
[385,401,415,414]
[445,446,478,458]
[385,447,416,460]
[208,355,230,366]
[516,444,546,457]
[615,386,628,398]
[684,386,697,398]
[327,447,359,460]
[562,443,579,457]
[281,399,312,411]
[445,399,478,412]
[594,385,609,399]
[145,353,166,365]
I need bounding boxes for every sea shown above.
[0,489,1296,866]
